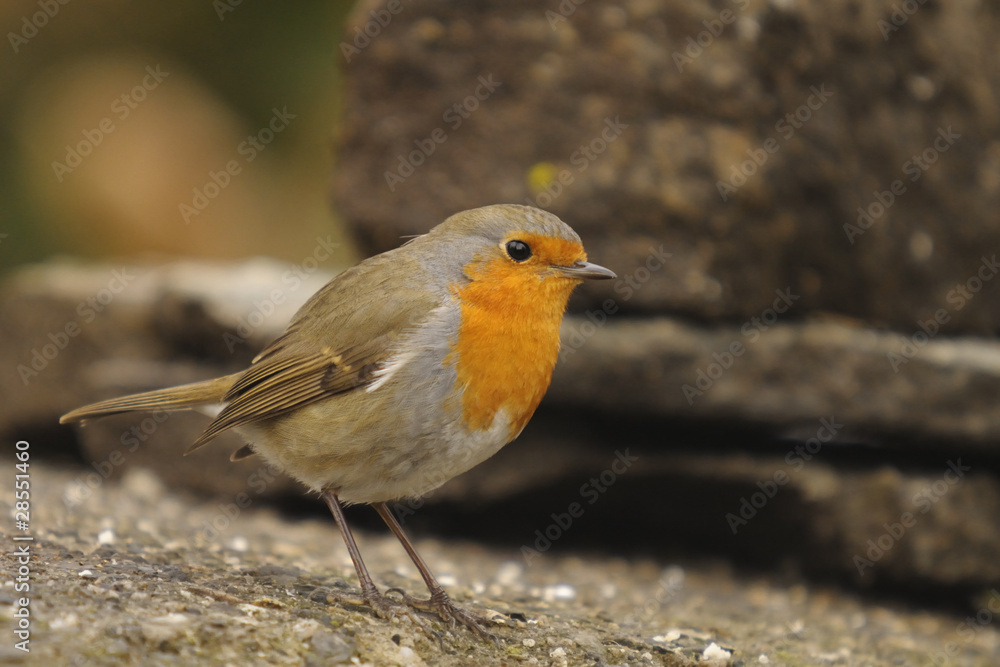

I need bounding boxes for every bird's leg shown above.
[372,501,494,639]
[321,491,380,601]
[320,490,434,634]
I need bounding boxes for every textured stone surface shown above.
[332,0,1000,332]
[551,316,1000,446]
[4,461,999,666]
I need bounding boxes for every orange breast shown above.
[451,236,585,438]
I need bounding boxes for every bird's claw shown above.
[325,587,439,639]
[386,587,497,642]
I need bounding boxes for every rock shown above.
[649,452,1000,589]
[7,461,999,666]
[332,0,1000,333]
[550,316,1000,447]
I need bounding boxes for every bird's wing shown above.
[186,252,440,454]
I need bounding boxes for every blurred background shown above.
[1,0,356,268]
[4,0,1000,662]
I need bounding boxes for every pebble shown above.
[495,561,522,586]
[228,536,249,552]
[49,613,80,629]
[701,642,732,666]
[543,584,576,601]
[140,614,193,643]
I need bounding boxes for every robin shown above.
[60,204,615,637]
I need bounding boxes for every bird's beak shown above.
[554,261,617,280]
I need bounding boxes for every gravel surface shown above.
[2,462,998,666]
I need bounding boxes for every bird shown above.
[60,204,616,638]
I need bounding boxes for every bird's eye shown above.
[505,240,532,262]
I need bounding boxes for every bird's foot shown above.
[386,587,496,642]
[325,586,439,638]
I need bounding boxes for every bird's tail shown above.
[59,373,241,424]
